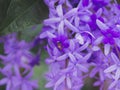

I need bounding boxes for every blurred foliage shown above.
[0,0,48,36]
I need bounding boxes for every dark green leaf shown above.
[0,0,48,35]
[19,24,42,42]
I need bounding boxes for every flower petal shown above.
[44,18,61,25]
[104,44,110,55]
[64,19,79,32]
[56,5,63,17]
[75,33,84,45]
[57,54,68,61]
[111,52,119,63]
[54,75,66,90]
[96,19,109,30]
[104,65,117,73]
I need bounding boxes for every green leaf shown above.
[33,50,48,90]
[0,0,11,25]
[19,24,42,42]
[0,0,48,35]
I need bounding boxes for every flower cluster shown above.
[40,0,120,90]
[0,33,39,90]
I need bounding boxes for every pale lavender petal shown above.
[6,81,11,90]
[90,68,98,77]
[96,8,103,17]
[46,58,55,64]
[68,53,76,63]
[94,81,101,86]
[83,31,95,38]
[75,16,80,27]
[14,64,20,77]
[73,52,83,60]
[22,84,28,90]
[64,8,77,18]
[104,44,110,56]
[92,46,100,51]
[47,31,56,38]
[58,21,64,35]
[39,32,47,38]
[56,5,63,17]
[94,36,103,45]
[96,19,109,30]
[75,33,84,45]
[66,77,72,89]
[115,68,120,80]
[77,64,88,73]
[0,78,8,85]
[45,81,55,88]
[83,53,92,61]
[79,40,90,51]
[57,54,68,61]
[44,18,61,25]
[108,80,117,89]
[111,52,119,63]
[64,19,79,32]
[54,75,66,90]
[69,40,75,51]
[99,70,104,81]
[104,65,117,73]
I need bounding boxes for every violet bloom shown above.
[0,33,38,90]
[52,35,69,51]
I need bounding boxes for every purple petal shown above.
[0,78,8,85]
[90,68,98,77]
[75,33,84,44]
[83,53,92,61]
[94,36,103,45]
[104,65,117,73]
[96,8,103,17]
[115,68,120,80]
[65,8,77,18]
[6,81,11,90]
[96,19,109,30]
[45,81,55,88]
[79,40,90,51]
[75,16,80,27]
[64,19,79,32]
[66,77,72,89]
[111,52,120,63]
[77,64,88,73]
[104,44,110,55]
[92,46,100,51]
[108,80,117,89]
[57,54,68,61]
[22,84,28,90]
[74,52,83,60]
[54,75,66,90]
[58,21,64,35]
[69,40,75,51]
[68,53,76,63]
[44,18,61,25]
[56,5,63,17]
[47,31,56,38]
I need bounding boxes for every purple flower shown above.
[52,35,69,51]
[0,33,38,90]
